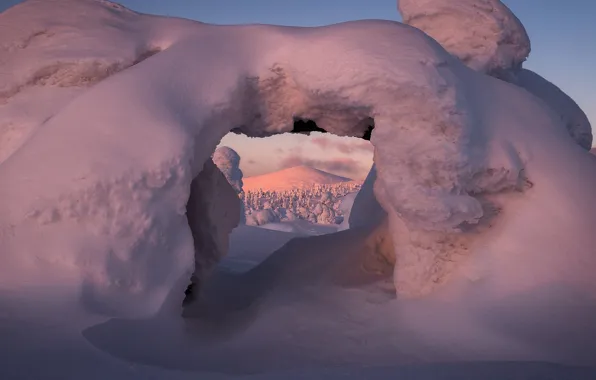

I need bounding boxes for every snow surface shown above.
[1,0,596,378]
[398,0,531,74]
[258,219,339,236]
[507,68,593,150]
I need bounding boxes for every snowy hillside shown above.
[0,0,595,379]
[242,165,357,192]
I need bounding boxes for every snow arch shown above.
[1,0,594,319]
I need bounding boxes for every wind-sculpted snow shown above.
[0,0,169,164]
[398,0,531,74]
[507,69,593,150]
[0,0,595,320]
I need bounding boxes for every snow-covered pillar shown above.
[185,158,241,304]
[213,146,246,224]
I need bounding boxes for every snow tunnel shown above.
[1,0,595,321]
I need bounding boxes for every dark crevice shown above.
[290,118,375,140]
[131,47,162,66]
[290,119,327,135]
[362,125,374,141]
[361,118,375,141]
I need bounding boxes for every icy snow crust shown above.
[1,0,596,377]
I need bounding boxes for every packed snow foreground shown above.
[1,0,595,378]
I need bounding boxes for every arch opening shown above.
[181,125,389,309]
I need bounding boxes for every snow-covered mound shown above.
[243,165,356,192]
[398,0,531,74]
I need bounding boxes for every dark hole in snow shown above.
[362,124,374,141]
[183,283,195,306]
[290,119,327,135]
[291,118,375,140]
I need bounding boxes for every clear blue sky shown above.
[1,0,594,177]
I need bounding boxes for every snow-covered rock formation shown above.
[0,0,595,321]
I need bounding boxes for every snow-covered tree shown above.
[242,182,361,225]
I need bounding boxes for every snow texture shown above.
[398,0,531,74]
